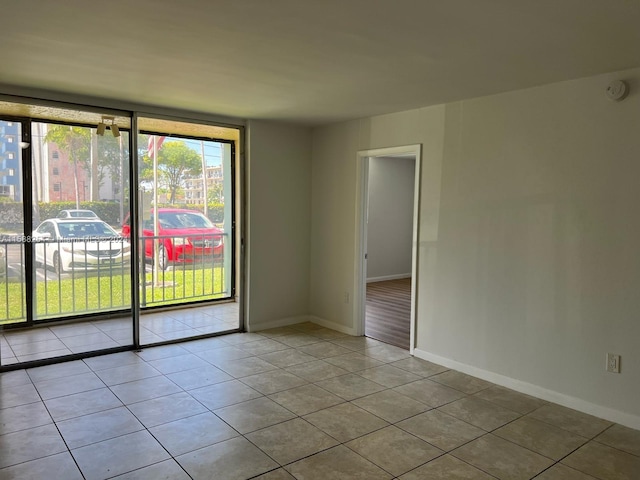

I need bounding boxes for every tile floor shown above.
[0,303,240,365]
[1,321,639,479]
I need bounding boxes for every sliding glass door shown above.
[135,117,239,346]
[0,99,242,368]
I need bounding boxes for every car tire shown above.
[158,245,169,271]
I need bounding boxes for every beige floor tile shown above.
[214,397,296,434]
[535,464,599,480]
[329,336,385,351]
[393,378,466,407]
[390,357,449,377]
[269,383,344,416]
[57,406,144,449]
[220,332,267,345]
[351,389,430,423]
[165,364,232,390]
[252,468,296,479]
[176,436,278,480]
[109,375,183,405]
[194,345,252,363]
[297,342,352,359]
[3,326,633,480]
[356,365,421,388]
[362,345,411,363]
[303,403,389,443]
[214,356,279,378]
[529,404,613,438]
[240,339,291,356]
[149,412,239,456]
[439,396,521,431]
[324,352,385,372]
[247,418,338,465]
[396,409,485,451]
[146,353,210,375]
[398,454,495,479]
[44,387,123,422]
[346,425,443,477]
[0,424,67,469]
[258,349,316,368]
[275,333,323,348]
[315,373,386,401]
[430,370,494,394]
[307,329,349,341]
[71,430,170,480]
[562,440,640,480]
[284,359,349,382]
[473,385,547,414]
[27,359,92,382]
[0,369,31,388]
[0,452,83,480]
[188,379,262,410]
[288,322,325,333]
[285,445,392,479]
[240,369,307,395]
[595,424,640,457]
[452,434,553,480]
[127,391,207,428]
[494,416,588,460]
[110,459,191,479]
[255,327,298,338]
[0,401,52,435]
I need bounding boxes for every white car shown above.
[0,244,5,275]
[57,209,99,219]
[33,219,130,274]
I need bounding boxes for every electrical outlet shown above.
[343,291,350,304]
[606,353,621,373]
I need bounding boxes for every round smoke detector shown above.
[605,80,628,101]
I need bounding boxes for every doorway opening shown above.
[355,145,421,353]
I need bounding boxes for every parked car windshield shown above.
[58,210,98,218]
[158,212,214,229]
[57,221,118,238]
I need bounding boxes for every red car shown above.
[122,208,223,269]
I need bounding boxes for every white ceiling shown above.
[1,0,639,126]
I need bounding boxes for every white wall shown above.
[310,68,640,427]
[367,156,415,281]
[246,120,311,330]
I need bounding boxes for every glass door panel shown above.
[135,117,240,345]
[0,119,26,365]
[31,122,132,326]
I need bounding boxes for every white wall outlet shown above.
[606,353,621,373]
[343,291,350,304]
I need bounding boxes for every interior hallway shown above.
[366,278,411,350]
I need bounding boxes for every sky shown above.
[182,138,223,167]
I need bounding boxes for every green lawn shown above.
[0,266,227,325]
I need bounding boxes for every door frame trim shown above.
[354,144,422,353]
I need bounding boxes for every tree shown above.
[156,141,202,204]
[96,133,129,198]
[45,125,90,208]
[207,182,224,203]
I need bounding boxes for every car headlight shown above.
[173,237,188,246]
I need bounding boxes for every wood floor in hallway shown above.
[365,277,411,350]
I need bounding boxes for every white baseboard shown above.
[248,315,310,332]
[414,348,640,430]
[366,273,411,283]
[308,316,357,336]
